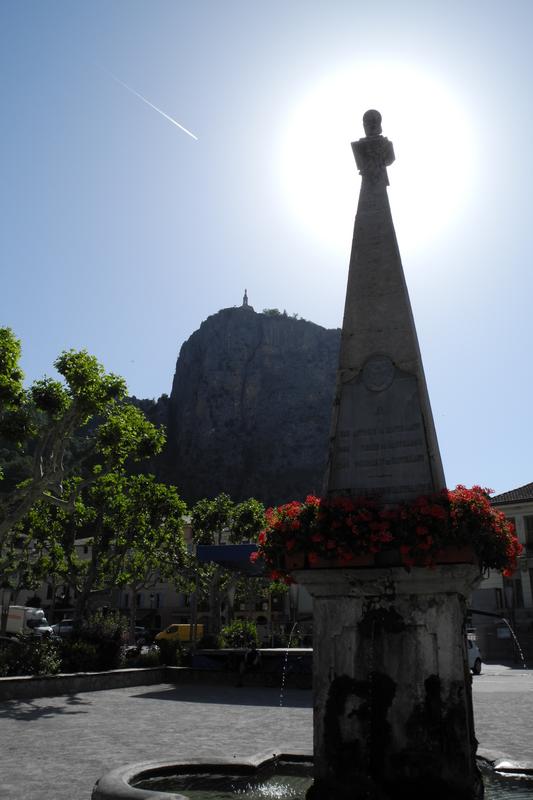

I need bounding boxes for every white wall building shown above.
[470,482,533,662]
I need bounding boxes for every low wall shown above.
[0,667,171,701]
[0,664,311,701]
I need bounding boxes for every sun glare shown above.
[278,62,477,258]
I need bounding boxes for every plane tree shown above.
[92,473,187,637]
[0,327,165,544]
[191,494,265,545]
[190,494,266,636]
[19,473,188,628]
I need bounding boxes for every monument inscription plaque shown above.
[329,355,434,501]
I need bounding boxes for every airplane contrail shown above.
[109,72,198,141]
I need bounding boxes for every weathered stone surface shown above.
[328,357,435,501]
[298,111,482,800]
[299,565,484,800]
[162,308,340,504]
[324,112,445,501]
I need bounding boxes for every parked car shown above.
[51,618,75,637]
[134,626,148,644]
[467,639,482,674]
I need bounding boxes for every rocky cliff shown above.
[161,307,340,505]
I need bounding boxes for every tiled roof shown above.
[491,482,533,506]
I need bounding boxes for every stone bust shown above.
[352,109,395,186]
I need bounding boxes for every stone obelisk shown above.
[324,109,445,504]
[297,111,483,800]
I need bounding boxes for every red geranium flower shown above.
[253,486,520,577]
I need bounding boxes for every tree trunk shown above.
[190,574,199,651]
[74,551,100,619]
[49,580,57,624]
[129,587,137,644]
[209,566,223,637]
[0,604,9,634]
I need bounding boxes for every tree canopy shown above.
[191,493,265,545]
[18,473,188,619]
[0,328,165,543]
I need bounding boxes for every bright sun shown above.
[278,62,477,257]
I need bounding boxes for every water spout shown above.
[469,608,528,669]
[279,623,298,707]
[500,618,528,669]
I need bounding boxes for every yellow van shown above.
[155,623,204,643]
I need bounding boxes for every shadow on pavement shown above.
[131,684,313,708]
[0,693,91,721]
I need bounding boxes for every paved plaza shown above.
[0,664,532,800]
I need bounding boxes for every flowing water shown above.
[278,623,298,707]
[500,617,528,668]
[134,763,311,800]
[469,609,528,669]
[134,762,533,799]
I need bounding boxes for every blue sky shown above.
[2,0,533,495]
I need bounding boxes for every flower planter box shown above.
[434,546,478,564]
[282,547,478,572]
[284,553,376,569]
[257,487,521,579]
[374,550,403,567]
[283,553,306,570]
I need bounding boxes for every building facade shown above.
[14,520,313,645]
[470,482,533,662]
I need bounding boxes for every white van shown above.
[2,606,53,637]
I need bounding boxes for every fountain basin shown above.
[91,752,311,800]
[92,752,533,800]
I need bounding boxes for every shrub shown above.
[60,609,129,672]
[157,638,182,666]
[59,639,100,672]
[0,635,61,677]
[197,634,218,649]
[82,609,129,642]
[218,619,259,649]
[137,648,161,668]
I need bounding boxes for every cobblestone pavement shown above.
[1,665,532,800]
[472,662,533,768]
[0,683,312,800]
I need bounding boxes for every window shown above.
[524,516,533,555]
[515,579,524,608]
[123,593,129,608]
[136,593,143,608]
[503,577,524,608]
[495,588,503,608]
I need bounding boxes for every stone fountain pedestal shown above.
[296,563,484,800]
